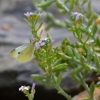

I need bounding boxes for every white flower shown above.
[19,86,29,91]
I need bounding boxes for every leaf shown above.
[92,23,98,35]
[94,55,100,70]
[65,46,74,56]
[87,48,94,63]
[86,15,94,28]
[31,74,46,81]
[38,0,55,9]
[52,63,68,72]
[90,82,95,96]
[57,74,62,85]
[73,49,80,59]
[70,0,75,11]
[70,66,83,74]
[32,0,45,5]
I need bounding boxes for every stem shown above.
[78,73,95,100]
[54,85,72,100]
[79,73,90,93]
[57,0,70,14]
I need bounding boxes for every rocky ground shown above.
[0,0,100,100]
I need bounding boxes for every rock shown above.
[0,24,11,31]
[0,30,7,37]
[0,0,35,19]
[73,87,100,100]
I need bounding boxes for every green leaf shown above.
[32,0,45,4]
[65,46,74,56]
[63,0,69,4]
[73,49,80,59]
[46,22,53,30]
[38,0,55,8]
[52,75,58,84]
[70,66,83,74]
[46,13,55,22]
[47,33,52,43]
[31,74,51,85]
[83,98,90,100]
[86,15,94,28]
[83,69,89,78]
[88,0,91,11]
[61,37,71,45]
[94,55,100,70]
[37,21,44,31]
[92,23,98,35]
[23,18,32,28]
[84,64,97,71]
[57,74,62,85]
[59,9,66,14]
[81,26,88,34]
[70,73,80,82]
[56,0,69,13]
[95,36,100,46]
[80,55,85,64]
[70,0,75,11]
[56,0,64,9]
[87,48,94,63]
[90,82,95,96]
[55,19,66,28]
[82,0,88,5]
[54,58,62,66]
[52,63,68,72]
[31,74,46,81]
[65,19,72,28]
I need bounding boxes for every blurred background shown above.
[0,0,100,100]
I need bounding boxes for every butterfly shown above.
[10,43,35,62]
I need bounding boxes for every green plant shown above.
[11,0,100,100]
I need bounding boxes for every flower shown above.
[40,37,48,41]
[35,42,40,50]
[32,83,36,89]
[51,39,55,44]
[40,42,45,46]
[24,12,33,17]
[35,11,42,17]
[24,11,43,21]
[31,83,36,92]
[73,12,83,20]
[35,37,48,50]
[19,86,29,91]
[32,36,35,41]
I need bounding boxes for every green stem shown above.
[78,73,95,100]
[79,73,90,93]
[54,85,72,100]
[57,0,70,14]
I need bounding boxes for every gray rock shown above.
[0,0,35,19]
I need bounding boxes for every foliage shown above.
[11,0,100,100]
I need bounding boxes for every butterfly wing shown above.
[17,44,34,62]
[10,44,34,62]
[10,44,29,58]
